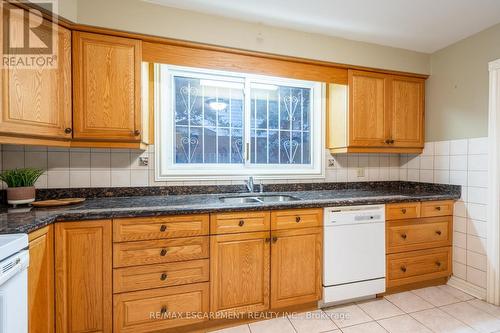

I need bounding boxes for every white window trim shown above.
[155,64,325,181]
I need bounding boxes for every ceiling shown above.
[144,0,500,53]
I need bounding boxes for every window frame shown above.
[155,64,325,180]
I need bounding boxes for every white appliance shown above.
[322,205,385,305]
[0,234,29,333]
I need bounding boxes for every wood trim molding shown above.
[15,1,428,81]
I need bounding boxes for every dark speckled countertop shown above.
[0,181,460,234]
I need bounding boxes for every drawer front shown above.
[271,208,323,230]
[211,211,270,234]
[113,214,209,242]
[113,236,209,268]
[113,259,209,293]
[386,216,452,254]
[387,247,451,288]
[113,282,209,333]
[421,200,454,217]
[386,203,420,220]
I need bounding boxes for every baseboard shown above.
[447,276,487,300]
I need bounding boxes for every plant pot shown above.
[7,186,36,206]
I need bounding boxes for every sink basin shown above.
[219,194,300,204]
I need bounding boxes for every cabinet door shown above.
[210,232,270,314]
[348,70,389,147]
[73,32,142,141]
[389,76,425,148]
[271,227,322,308]
[55,220,112,333]
[28,226,55,333]
[0,7,72,139]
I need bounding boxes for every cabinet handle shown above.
[160,273,168,281]
[436,230,442,235]
[134,129,141,136]
[435,261,442,267]
[295,216,301,223]
[384,139,391,144]
[238,220,245,227]
[160,248,168,256]
[272,236,278,243]
[160,306,168,315]
[64,128,72,134]
[160,225,167,232]
[401,233,407,239]
[389,139,395,144]
[435,206,442,211]
[401,266,407,272]
[265,238,271,243]
[401,208,407,214]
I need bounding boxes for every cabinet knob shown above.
[160,248,168,256]
[295,216,301,223]
[435,206,442,211]
[238,220,245,227]
[401,208,407,214]
[134,129,141,136]
[272,236,278,243]
[64,128,72,134]
[435,261,441,267]
[401,266,407,272]
[265,238,271,243]
[160,224,167,232]
[160,273,168,281]
[384,139,391,144]
[160,306,168,315]
[389,139,395,144]
[401,233,407,239]
[436,230,442,235]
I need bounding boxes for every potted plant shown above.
[0,168,44,206]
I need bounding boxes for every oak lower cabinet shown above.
[210,231,271,314]
[72,31,146,147]
[55,220,112,333]
[0,4,72,143]
[28,226,55,333]
[270,227,322,308]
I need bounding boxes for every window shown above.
[156,65,324,180]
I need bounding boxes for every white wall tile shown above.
[25,152,47,170]
[131,170,149,187]
[47,170,70,188]
[467,235,487,255]
[90,152,111,169]
[449,171,467,186]
[422,142,434,156]
[453,262,467,280]
[111,170,131,187]
[433,170,449,184]
[419,169,433,183]
[450,155,467,171]
[450,139,468,155]
[420,156,434,170]
[454,201,467,218]
[406,155,420,169]
[467,251,487,272]
[434,155,450,170]
[468,137,488,155]
[407,169,419,182]
[70,152,91,170]
[468,154,488,171]
[468,203,487,221]
[468,219,487,239]
[111,152,131,169]
[91,170,111,187]
[453,231,467,249]
[69,170,91,188]
[468,171,488,188]
[468,187,488,204]
[3,151,24,170]
[467,266,487,288]
[434,141,450,155]
[47,152,69,170]
[453,216,467,233]
[453,247,466,265]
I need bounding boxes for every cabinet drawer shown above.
[271,208,323,230]
[386,216,452,254]
[113,259,209,293]
[113,236,209,268]
[113,282,209,333]
[421,200,454,217]
[386,203,420,220]
[387,247,451,288]
[210,211,270,234]
[113,214,209,242]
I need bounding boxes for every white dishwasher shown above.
[322,205,385,306]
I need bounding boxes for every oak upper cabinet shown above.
[270,227,322,308]
[28,226,55,333]
[210,231,270,314]
[72,32,145,145]
[389,76,425,148]
[55,220,112,333]
[328,69,425,154]
[0,6,72,141]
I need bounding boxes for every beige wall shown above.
[70,0,430,75]
[426,23,500,141]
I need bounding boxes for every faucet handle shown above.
[259,182,264,193]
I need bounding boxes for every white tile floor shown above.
[210,285,500,333]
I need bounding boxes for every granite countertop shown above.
[0,182,461,234]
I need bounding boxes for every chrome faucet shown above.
[245,176,254,193]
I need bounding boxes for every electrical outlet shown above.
[357,168,365,177]
[138,156,149,166]
[327,158,335,168]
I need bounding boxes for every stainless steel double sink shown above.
[219,194,300,204]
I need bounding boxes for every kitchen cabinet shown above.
[328,69,425,154]
[210,231,271,314]
[270,227,322,308]
[0,5,72,144]
[55,220,112,333]
[28,226,55,333]
[385,201,453,292]
[72,31,147,148]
